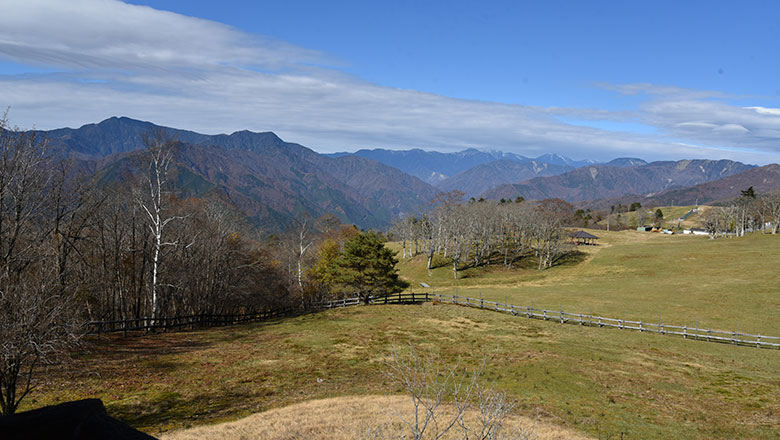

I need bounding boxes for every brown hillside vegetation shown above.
[481,159,752,202]
[584,163,780,210]
[159,395,592,440]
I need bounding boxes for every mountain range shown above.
[582,163,780,209]
[325,148,597,185]
[40,117,440,230]
[23,117,780,231]
[481,159,755,203]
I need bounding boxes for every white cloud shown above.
[0,1,779,165]
[746,106,780,116]
[0,0,324,70]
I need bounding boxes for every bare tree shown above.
[762,192,780,234]
[0,113,81,414]
[293,216,314,291]
[369,346,535,440]
[703,206,735,239]
[0,276,80,415]
[137,130,180,326]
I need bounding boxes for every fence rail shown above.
[436,294,780,349]
[85,291,780,350]
[85,307,296,335]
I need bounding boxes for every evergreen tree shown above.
[333,231,409,304]
[654,208,664,227]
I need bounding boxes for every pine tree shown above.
[333,231,409,304]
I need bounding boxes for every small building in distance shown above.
[572,230,600,245]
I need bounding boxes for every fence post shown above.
[732,331,736,345]
[560,310,564,324]
[579,313,583,325]
[757,335,761,348]
[543,310,547,320]
[526,306,531,318]
[707,329,711,342]
[683,326,687,338]
[598,316,602,327]
[639,321,643,332]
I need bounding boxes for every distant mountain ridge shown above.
[582,164,780,209]
[34,117,771,230]
[436,160,573,197]
[481,159,755,203]
[326,148,597,184]
[37,117,441,230]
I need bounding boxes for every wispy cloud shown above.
[1,0,779,165]
[0,0,325,71]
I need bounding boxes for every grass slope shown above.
[395,230,780,335]
[159,395,590,440]
[595,205,707,230]
[25,304,780,439]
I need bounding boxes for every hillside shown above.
[583,163,780,210]
[327,148,597,184]
[326,148,530,184]
[631,163,780,206]
[25,231,780,439]
[481,159,753,202]
[436,159,572,197]
[38,117,442,230]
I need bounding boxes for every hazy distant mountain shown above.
[436,159,573,197]
[481,159,754,203]
[326,148,594,184]
[605,157,648,167]
[583,163,780,209]
[39,117,441,230]
[534,153,598,168]
[39,116,213,157]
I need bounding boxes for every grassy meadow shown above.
[24,228,780,439]
[25,303,780,439]
[595,205,707,231]
[393,229,780,336]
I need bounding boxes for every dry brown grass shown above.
[159,395,592,440]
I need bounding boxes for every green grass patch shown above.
[25,304,780,439]
[396,230,780,336]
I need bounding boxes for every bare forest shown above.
[0,120,294,414]
[391,193,576,278]
[703,187,780,238]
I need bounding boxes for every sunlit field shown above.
[24,229,780,439]
[393,229,780,335]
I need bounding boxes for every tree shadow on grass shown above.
[107,388,272,432]
[550,250,588,268]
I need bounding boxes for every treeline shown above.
[0,117,408,414]
[0,124,293,331]
[703,187,780,237]
[391,193,576,276]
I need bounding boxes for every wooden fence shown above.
[85,307,296,336]
[85,291,780,350]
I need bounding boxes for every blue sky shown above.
[2,0,780,163]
